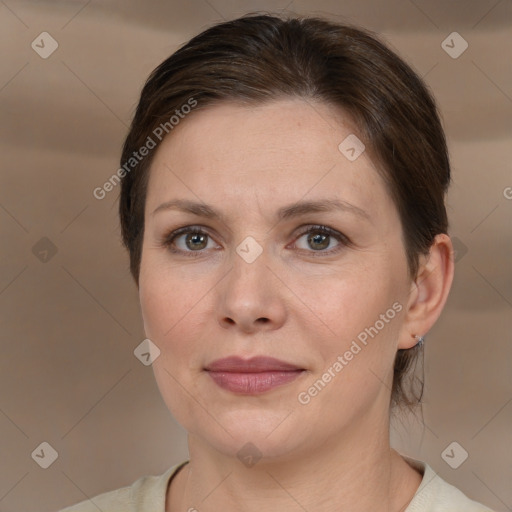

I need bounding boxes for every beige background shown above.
[0,1,511,511]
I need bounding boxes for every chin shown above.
[203,428,304,464]
[186,407,313,464]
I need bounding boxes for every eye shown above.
[160,226,219,256]
[160,224,350,258]
[291,225,350,256]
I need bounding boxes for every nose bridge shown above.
[215,235,286,331]
[228,235,272,298]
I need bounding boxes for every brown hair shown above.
[118,12,450,409]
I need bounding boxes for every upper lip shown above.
[205,356,303,372]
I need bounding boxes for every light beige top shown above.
[59,457,495,511]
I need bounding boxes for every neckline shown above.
[164,460,190,511]
[162,456,428,511]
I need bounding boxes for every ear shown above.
[398,233,455,349]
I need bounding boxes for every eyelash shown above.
[159,224,351,258]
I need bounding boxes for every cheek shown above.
[295,272,404,415]
[139,273,171,341]
[297,259,403,366]
[139,268,208,425]
[138,227,227,329]
[139,255,204,338]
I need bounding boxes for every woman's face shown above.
[139,98,416,460]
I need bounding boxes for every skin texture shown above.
[138,98,454,511]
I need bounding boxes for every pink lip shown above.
[205,356,305,394]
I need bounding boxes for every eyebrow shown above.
[152,198,371,223]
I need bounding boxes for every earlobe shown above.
[398,233,455,350]
[411,334,424,347]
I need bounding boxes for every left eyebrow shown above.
[151,198,372,223]
[276,199,371,223]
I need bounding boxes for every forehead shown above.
[155,98,360,164]
[145,98,393,223]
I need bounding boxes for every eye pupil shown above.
[308,232,329,250]
[186,233,207,250]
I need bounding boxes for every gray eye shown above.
[295,231,339,251]
[185,232,208,250]
[307,232,330,250]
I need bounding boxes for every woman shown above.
[61,12,495,512]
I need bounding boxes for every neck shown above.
[167,407,422,512]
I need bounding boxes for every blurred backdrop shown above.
[0,1,511,511]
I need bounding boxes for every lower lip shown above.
[207,370,304,394]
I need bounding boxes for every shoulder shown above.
[58,461,188,512]
[404,457,495,512]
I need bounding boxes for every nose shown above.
[215,246,287,334]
